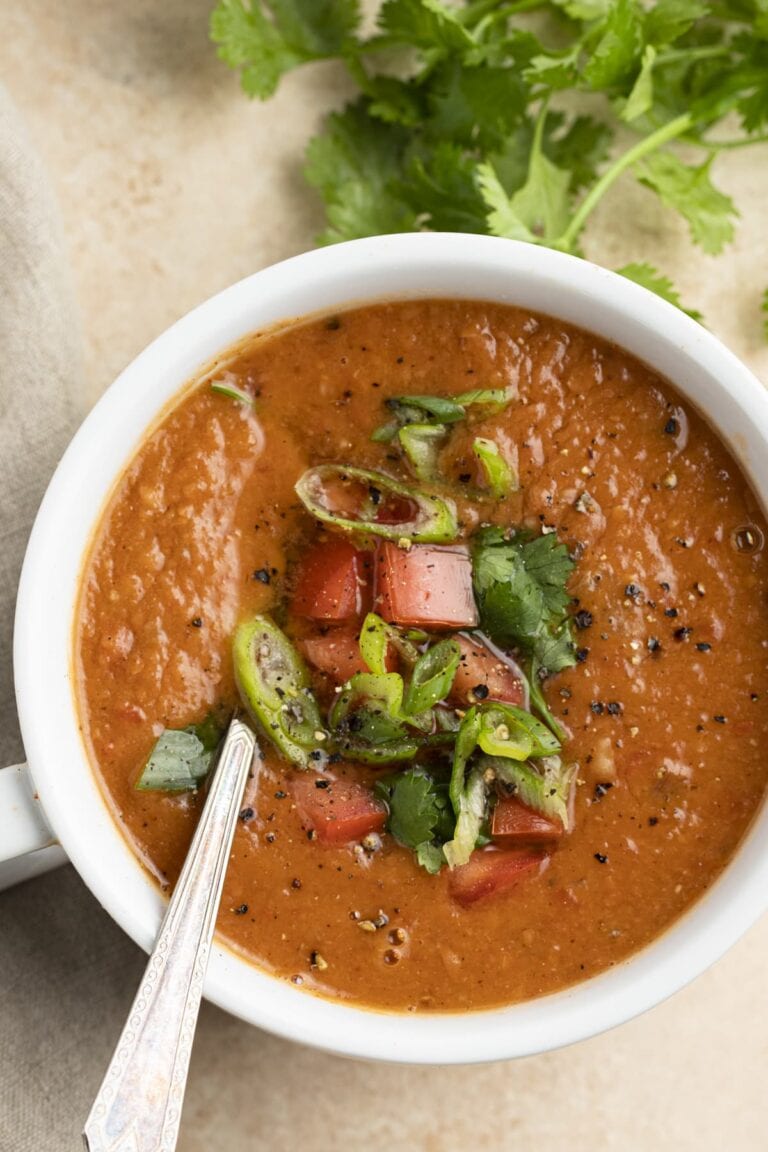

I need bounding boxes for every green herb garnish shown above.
[136,714,225,792]
[472,527,576,676]
[211,0,768,328]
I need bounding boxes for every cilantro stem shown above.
[556,113,693,253]
[707,133,768,150]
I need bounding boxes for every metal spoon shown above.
[83,716,257,1152]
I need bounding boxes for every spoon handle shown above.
[83,717,257,1152]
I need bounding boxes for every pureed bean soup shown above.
[77,300,768,1013]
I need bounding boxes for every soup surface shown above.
[77,300,768,1013]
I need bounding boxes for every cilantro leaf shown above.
[210,0,360,99]
[638,153,737,255]
[617,262,703,321]
[644,0,711,45]
[582,0,644,92]
[378,0,475,53]
[472,529,576,675]
[477,147,571,246]
[376,767,455,871]
[304,103,417,243]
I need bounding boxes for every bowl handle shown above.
[0,762,63,873]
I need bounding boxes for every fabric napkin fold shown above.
[0,85,144,1152]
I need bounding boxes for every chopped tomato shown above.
[450,633,527,707]
[491,796,563,844]
[300,628,396,683]
[292,539,372,622]
[290,772,386,844]
[448,848,546,907]
[374,542,478,630]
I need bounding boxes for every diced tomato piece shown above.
[374,542,478,630]
[300,628,396,683]
[491,796,563,844]
[450,633,527,707]
[449,848,546,907]
[292,540,372,622]
[290,772,386,844]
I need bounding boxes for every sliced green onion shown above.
[210,378,255,406]
[295,465,458,544]
[233,616,325,768]
[473,437,518,499]
[455,386,515,412]
[527,658,568,744]
[443,768,488,868]
[358,612,419,676]
[476,702,560,761]
[385,394,467,425]
[484,754,576,830]
[136,725,219,792]
[449,706,481,814]
[329,672,421,763]
[398,423,447,481]
[402,638,461,716]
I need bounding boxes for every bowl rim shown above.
[14,232,768,1064]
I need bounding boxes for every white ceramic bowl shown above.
[10,233,768,1063]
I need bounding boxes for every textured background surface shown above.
[2,3,768,1150]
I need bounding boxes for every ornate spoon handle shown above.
[83,717,257,1152]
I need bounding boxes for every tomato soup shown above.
[76,300,768,1013]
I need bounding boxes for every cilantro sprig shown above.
[211,0,768,329]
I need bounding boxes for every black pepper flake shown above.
[664,417,679,435]
[606,702,622,716]
[291,878,302,889]
[660,581,671,592]
[674,537,690,548]
[458,473,472,483]
[594,853,608,864]
[190,616,203,628]
[252,568,271,584]
[307,829,317,841]
[751,693,759,702]
[696,642,712,652]
[590,701,605,715]
[624,583,642,599]
[471,684,489,700]
[266,832,276,843]
[594,783,613,800]
[274,790,287,799]
[696,724,705,732]
[348,714,363,733]
[576,648,589,663]
[233,904,249,915]
[574,610,593,630]
[369,486,382,505]
[325,316,341,331]
[648,816,659,826]
[396,356,404,364]
[664,607,678,618]
[674,626,693,641]
[342,389,353,399]
[314,778,330,789]
[714,714,727,724]
[647,637,662,653]
[309,750,323,762]
[238,807,255,823]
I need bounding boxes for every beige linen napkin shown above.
[0,86,144,1152]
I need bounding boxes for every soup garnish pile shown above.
[78,301,768,1012]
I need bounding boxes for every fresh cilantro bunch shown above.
[211,0,768,328]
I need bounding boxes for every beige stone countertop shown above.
[3,4,768,1150]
